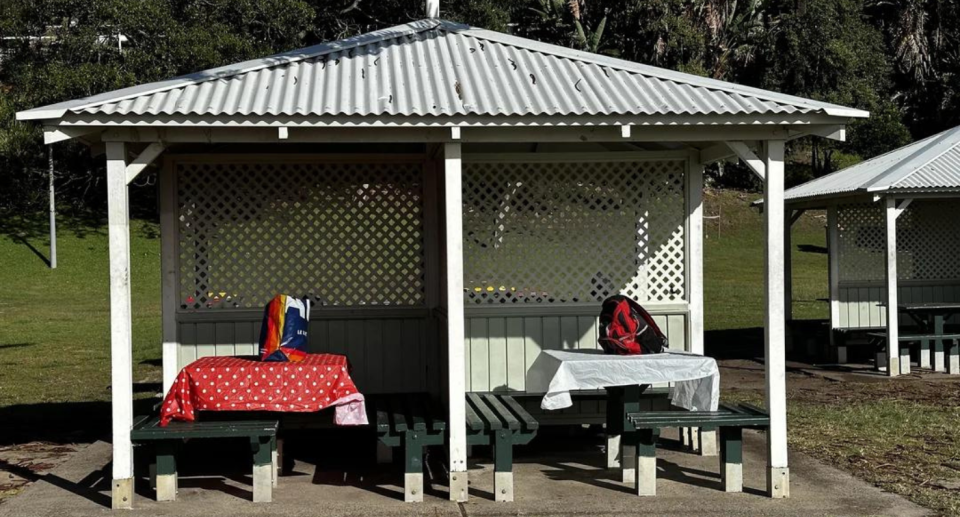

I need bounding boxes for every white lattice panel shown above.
[838,200,960,282]
[177,160,425,310]
[462,160,686,304]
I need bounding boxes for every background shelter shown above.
[784,126,960,375]
[16,18,866,508]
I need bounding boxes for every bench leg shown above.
[403,432,424,503]
[699,429,717,457]
[635,429,657,496]
[719,427,743,493]
[252,437,273,503]
[156,442,177,502]
[899,346,911,375]
[494,430,514,502]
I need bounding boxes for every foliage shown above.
[0,0,959,209]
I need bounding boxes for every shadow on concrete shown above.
[0,457,111,508]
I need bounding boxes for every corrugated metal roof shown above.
[785,126,960,202]
[17,19,867,122]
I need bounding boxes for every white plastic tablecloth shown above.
[526,349,720,412]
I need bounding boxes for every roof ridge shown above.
[457,26,868,117]
[864,127,960,191]
[17,19,450,120]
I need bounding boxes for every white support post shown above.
[884,197,900,377]
[762,140,789,498]
[106,141,135,509]
[784,210,793,324]
[686,154,704,355]
[159,159,178,394]
[48,146,57,269]
[827,207,842,360]
[443,142,468,502]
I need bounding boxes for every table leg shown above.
[621,385,642,484]
[605,387,624,469]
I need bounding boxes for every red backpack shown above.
[598,295,668,355]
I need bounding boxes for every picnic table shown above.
[526,349,720,482]
[899,302,960,372]
[159,354,368,426]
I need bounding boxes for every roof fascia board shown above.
[97,124,803,144]
[53,113,846,128]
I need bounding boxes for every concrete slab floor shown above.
[0,428,930,517]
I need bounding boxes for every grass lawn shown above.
[1,189,959,514]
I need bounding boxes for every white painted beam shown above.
[278,126,289,140]
[784,211,793,322]
[806,125,846,142]
[885,197,900,376]
[726,141,765,180]
[621,125,632,139]
[686,156,704,355]
[426,0,439,18]
[827,207,841,352]
[450,126,461,140]
[443,142,468,502]
[106,141,135,509]
[125,142,166,185]
[762,140,790,498]
[159,159,179,394]
[97,125,811,144]
[43,126,100,144]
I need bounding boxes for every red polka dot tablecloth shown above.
[159,354,367,427]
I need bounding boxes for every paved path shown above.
[0,429,929,517]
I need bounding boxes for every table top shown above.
[528,349,720,411]
[160,353,367,426]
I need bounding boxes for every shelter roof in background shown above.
[17,19,867,122]
[785,126,960,203]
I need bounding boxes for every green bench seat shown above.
[131,415,279,503]
[626,403,770,496]
[465,393,539,502]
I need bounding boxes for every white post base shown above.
[376,441,393,464]
[933,349,946,372]
[495,471,514,502]
[722,462,743,493]
[405,473,424,503]
[157,474,177,502]
[690,427,701,453]
[899,350,911,375]
[767,467,790,498]
[449,470,468,502]
[919,341,931,369]
[621,444,636,484]
[253,463,273,503]
[635,456,656,496]
[948,348,960,375]
[606,434,621,468]
[837,346,848,364]
[698,430,717,457]
[112,477,134,509]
